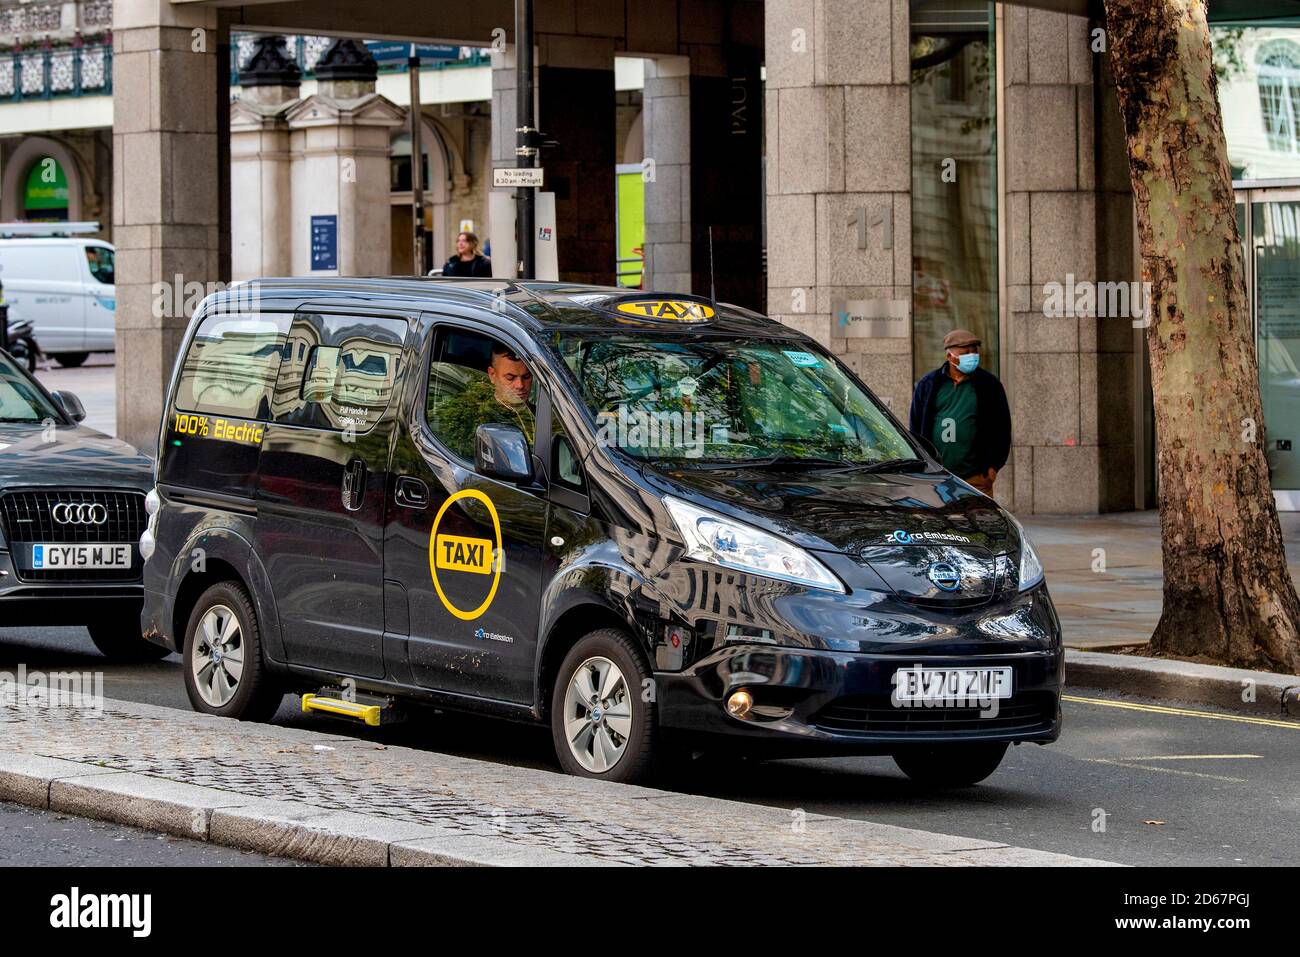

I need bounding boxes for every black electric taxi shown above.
[0,348,164,660]
[141,279,1062,786]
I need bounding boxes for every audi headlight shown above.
[1009,515,1045,591]
[664,496,844,593]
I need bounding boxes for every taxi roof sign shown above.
[613,299,716,322]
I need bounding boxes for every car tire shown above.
[182,580,283,722]
[550,628,656,784]
[86,617,172,662]
[54,352,88,368]
[893,742,1009,787]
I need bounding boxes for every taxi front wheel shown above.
[893,742,1009,787]
[182,581,283,722]
[551,629,657,784]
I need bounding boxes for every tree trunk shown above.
[1104,0,1300,672]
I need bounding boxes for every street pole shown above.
[408,44,427,276]
[515,0,536,280]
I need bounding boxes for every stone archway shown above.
[391,114,455,270]
[423,116,458,265]
[1,135,86,222]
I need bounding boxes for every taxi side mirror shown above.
[475,423,533,483]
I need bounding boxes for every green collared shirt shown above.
[930,373,980,478]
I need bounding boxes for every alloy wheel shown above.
[562,655,634,773]
[191,603,245,707]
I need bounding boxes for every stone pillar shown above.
[538,36,617,286]
[764,0,913,414]
[285,39,403,276]
[641,56,690,293]
[112,0,223,452]
[230,35,300,280]
[1004,6,1109,513]
[488,44,521,270]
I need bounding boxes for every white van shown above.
[0,237,115,367]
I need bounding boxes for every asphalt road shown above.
[0,802,309,867]
[3,624,1298,866]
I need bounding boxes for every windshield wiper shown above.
[728,455,853,470]
[840,457,929,474]
[642,455,846,471]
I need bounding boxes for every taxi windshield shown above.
[552,333,918,466]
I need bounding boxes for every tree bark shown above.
[1104,0,1300,672]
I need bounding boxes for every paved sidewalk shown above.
[0,692,1116,867]
[1022,511,1300,649]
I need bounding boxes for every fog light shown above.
[726,690,754,718]
[138,529,155,562]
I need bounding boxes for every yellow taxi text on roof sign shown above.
[614,299,716,322]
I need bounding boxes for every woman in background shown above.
[442,231,492,277]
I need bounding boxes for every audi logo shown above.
[52,502,108,525]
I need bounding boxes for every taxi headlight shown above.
[144,488,161,517]
[1009,515,1045,591]
[138,528,155,562]
[664,496,844,593]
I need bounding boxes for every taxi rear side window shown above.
[175,313,291,420]
[269,314,407,433]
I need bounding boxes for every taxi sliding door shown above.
[254,310,409,680]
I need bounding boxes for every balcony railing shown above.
[229,33,488,87]
[0,41,113,102]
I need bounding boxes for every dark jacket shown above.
[908,362,1012,475]
[443,254,493,278]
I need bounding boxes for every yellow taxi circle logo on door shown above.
[428,489,503,621]
[614,299,716,322]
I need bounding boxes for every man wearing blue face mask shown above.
[908,328,1011,497]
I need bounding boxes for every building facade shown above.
[0,0,114,230]
[6,0,1297,515]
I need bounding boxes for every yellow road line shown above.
[1122,754,1262,761]
[1085,758,1248,783]
[1063,693,1300,730]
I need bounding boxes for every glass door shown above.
[1241,189,1300,509]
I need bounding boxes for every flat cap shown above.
[942,328,981,349]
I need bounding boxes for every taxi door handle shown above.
[394,475,429,509]
[342,458,367,511]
